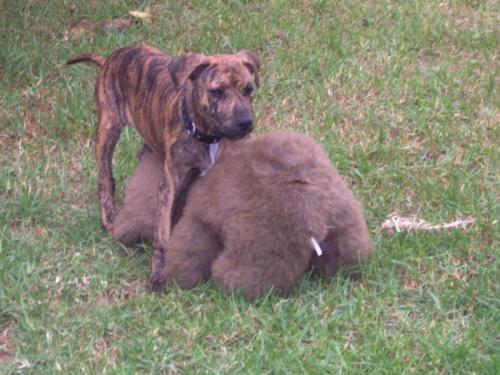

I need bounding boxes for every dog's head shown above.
[172,51,260,139]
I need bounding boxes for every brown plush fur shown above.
[117,131,373,299]
[111,147,162,246]
[112,147,195,245]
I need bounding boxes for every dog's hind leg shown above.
[95,108,125,233]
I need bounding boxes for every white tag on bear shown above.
[310,237,323,256]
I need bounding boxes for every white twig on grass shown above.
[381,213,475,233]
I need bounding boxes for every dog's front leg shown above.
[149,152,177,291]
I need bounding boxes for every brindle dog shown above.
[67,44,260,290]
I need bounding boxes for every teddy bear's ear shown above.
[170,53,210,88]
[236,50,260,87]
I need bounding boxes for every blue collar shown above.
[181,94,222,144]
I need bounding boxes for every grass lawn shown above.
[1,0,498,373]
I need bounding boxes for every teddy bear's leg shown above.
[313,208,373,277]
[211,238,311,300]
[112,145,162,246]
[163,218,222,290]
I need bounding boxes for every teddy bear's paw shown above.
[148,271,167,293]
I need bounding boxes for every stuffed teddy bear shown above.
[113,131,373,299]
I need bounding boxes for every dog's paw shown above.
[100,214,116,234]
[148,271,167,293]
[100,201,117,231]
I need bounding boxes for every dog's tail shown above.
[66,54,105,68]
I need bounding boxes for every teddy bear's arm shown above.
[163,217,222,290]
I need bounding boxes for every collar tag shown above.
[186,121,195,135]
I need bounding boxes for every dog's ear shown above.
[170,53,210,88]
[187,61,211,81]
[237,50,260,87]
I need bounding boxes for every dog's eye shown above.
[209,88,224,97]
[243,85,254,96]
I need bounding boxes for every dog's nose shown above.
[236,117,253,129]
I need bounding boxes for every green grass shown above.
[1,0,498,373]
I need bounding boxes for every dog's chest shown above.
[171,138,221,180]
[201,143,220,176]
[208,143,220,167]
